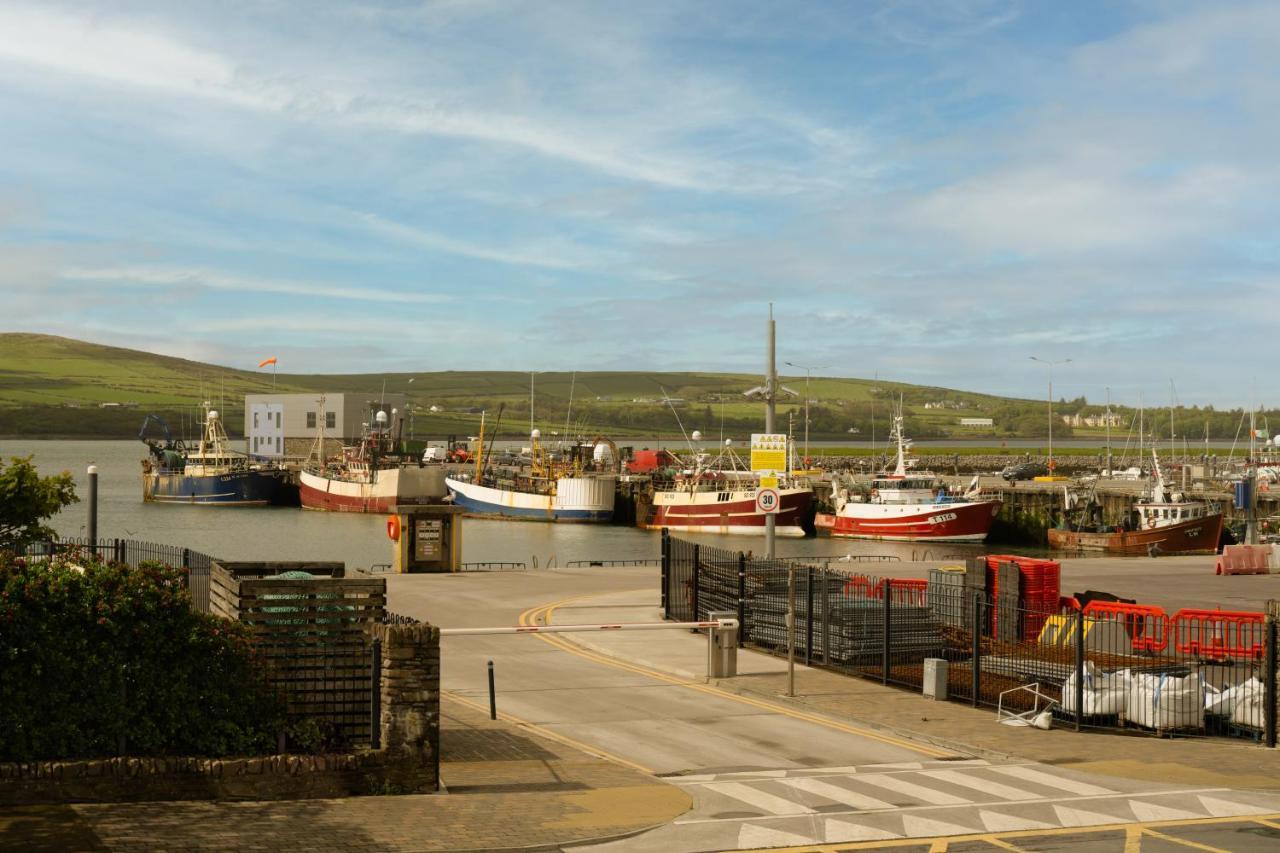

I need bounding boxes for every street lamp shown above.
[1029,356,1072,472]
[785,361,829,463]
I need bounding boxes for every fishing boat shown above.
[1048,451,1223,555]
[642,439,814,537]
[817,414,1000,541]
[299,406,445,513]
[140,407,295,506]
[445,421,616,522]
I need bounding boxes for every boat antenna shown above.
[659,384,697,454]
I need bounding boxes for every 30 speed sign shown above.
[755,487,781,515]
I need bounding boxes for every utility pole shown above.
[765,307,777,559]
[1030,356,1071,473]
[785,361,829,464]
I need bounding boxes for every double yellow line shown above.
[517,592,953,760]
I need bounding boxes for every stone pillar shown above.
[371,622,440,792]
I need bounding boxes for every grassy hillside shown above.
[2,333,1268,442]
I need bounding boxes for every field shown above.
[0,334,1272,443]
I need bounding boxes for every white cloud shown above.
[60,266,451,304]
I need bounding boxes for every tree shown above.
[0,456,78,546]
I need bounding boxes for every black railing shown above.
[661,532,1279,745]
[461,561,527,572]
[2,537,216,612]
[565,558,662,567]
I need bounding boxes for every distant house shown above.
[1062,413,1124,428]
[99,402,121,408]
[959,418,994,427]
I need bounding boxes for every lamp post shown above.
[785,361,829,464]
[1029,356,1072,472]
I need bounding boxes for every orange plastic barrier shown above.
[1214,544,1271,575]
[841,576,876,598]
[1171,608,1266,660]
[1059,596,1081,612]
[1083,600,1170,652]
[879,578,928,606]
[840,576,927,605]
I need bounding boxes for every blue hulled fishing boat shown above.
[140,406,296,506]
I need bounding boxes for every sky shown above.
[0,0,1276,407]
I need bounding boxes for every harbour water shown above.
[4,440,989,568]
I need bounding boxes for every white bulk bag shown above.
[1061,663,1130,716]
[1227,678,1266,729]
[1127,672,1205,730]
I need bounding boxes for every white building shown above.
[959,418,994,427]
[244,392,406,459]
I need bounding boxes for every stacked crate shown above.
[984,555,1062,641]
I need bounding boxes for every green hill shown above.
[0,333,1261,442]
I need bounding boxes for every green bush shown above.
[0,551,287,761]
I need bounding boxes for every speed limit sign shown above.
[755,487,781,515]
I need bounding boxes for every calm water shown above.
[3,440,987,568]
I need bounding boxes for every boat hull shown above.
[299,466,444,513]
[821,499,1001,542]
[446,476,615,523]
[644,487,813,537]
[1048,514,1224,555]
[143,469,293,507]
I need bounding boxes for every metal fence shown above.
[661,531,1279,746]
[3,537,216,611]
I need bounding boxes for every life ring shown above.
[1147,518,1158,530]
[386,515,401,542]
[870,488,879,497]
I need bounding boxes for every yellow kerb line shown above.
[517,593,953,759]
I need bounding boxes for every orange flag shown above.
[258,357,278,368]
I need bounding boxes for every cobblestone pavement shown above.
[0,698,692,852]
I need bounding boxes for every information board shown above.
[414,519,443,561]
[750,433,787,473]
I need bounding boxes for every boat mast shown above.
[474,410,486,485]
[1105,386,1112,475]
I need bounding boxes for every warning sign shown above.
[750,433,787,473]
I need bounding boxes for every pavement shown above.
[0,697,691,852]
[5,563,1280,853]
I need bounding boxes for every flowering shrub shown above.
[0,551,286,761]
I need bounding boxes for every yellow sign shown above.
[758,474,779,489]
[750,433,787,473]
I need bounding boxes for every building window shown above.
[275,411,281,427]
[253,411,259,428]
[275,436,281,454]
[306,412,316,429]
[326,412,336,429]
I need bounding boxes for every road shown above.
[387,566,1280,852]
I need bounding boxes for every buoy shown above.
[387,515,401,542]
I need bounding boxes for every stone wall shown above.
[0,621,441,804]
[371,621,441,793]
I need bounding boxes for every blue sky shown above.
[0,1,1275,407]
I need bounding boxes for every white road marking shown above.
[987,764,1115,797]
[918,769,1041,801]
[1128,800,1209,822]
[901,814,979,837]
[823,818,901,842]
[1053,804,1129,827]
[978,809,1055,832]
[736,824,815,849]
[1198,795,1274,818]
[852,773,971,805]
[777,777,896,811]
[704,781,815,815]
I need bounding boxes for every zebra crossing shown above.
[580,759,1280,852]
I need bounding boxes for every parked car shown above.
[1001,460,1050,481]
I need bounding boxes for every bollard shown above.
[488,660,497,720]
[87,464,98,546]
